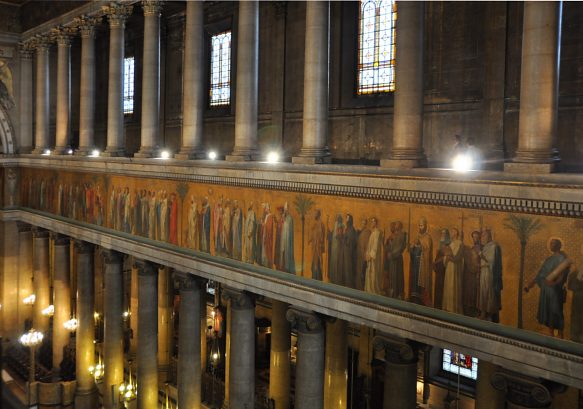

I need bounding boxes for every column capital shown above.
[174,271,203,291]
[30,35,51,51]
[222,287,255,309]
[74,240,94,254]
[74,15,100,38]
[17,222,32,233]
[372,334,418,364]
[286,307,324,334]
[31,227,49,239]
[102,249,124,264]
[142,0,164,16]
[51,26,77,46]
[52,234,71,246]
[134,258,158,276]
[102,2,133,28]
[491,370,564,408]
[18,41,35,59]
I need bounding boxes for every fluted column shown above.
[136,259,158,409]
[505,2,562,173]
[18,44,34,153]
[53,235,71,374]
[475,360,504,409]
[75,241,97,409]
[287,308,325,409]
[103,250,124,409]
[176,0,205,159]
[158,266,171,381]
[491,371,557,409]
[31,37,50,155]
[75,16,98,155]
[226,1,260,162]
[222,288,256,409]
[381,1,426,168]
[32,228,50,333]
[177,273,202,409]
[292,1,331,165]
[135,0,163,158]
[18,223,33,331]
[324,319,347,409]
[53,27,75,154]
[102,3,133,157]
[269,300,291,409]
[373,335,418,409]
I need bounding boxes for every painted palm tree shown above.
[503,214,543,329]
[293,194,315,275]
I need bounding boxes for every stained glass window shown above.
[442,349,479,380]
[123,57,135,115]
[209,31,232,107]
[357,0,397,94]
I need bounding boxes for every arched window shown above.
[357,0,397,95]
[123,56,135,114]
[209,31,232,107]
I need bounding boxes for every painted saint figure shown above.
[442,227,464,314]
[478,229,503,322]
[187,196,199,250]
[328,215,344,285]
[356,219,371,291]
[567,268,583,343]
[410,217,433,306]
[279,202,295,274]
[342,214,358,288]
[364,217,383,295]
[261,203,274,268]
[433,229,451,310]
[385,221,406,299]
[200,197,211,254]
[243,202,257,263]
[232,200,243,260]
[463,231,482,316]
[309,210,326,281]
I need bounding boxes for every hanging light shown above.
[89,354,104,383]
[23,294,36,305]
[119,361,137,403]
[20,328,44,347]
[122,310,131,320]
[64,317,78,332]
[210,333,221,366]
[41,305,54,316]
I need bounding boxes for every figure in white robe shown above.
[443,228,464,314]
[364,218,383,295]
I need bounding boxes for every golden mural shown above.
[19,169,583,345]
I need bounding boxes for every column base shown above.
[225,150,260,161]
[175,148,206,160]
[504,162,556,174]
[380,158,427,169]
[101,147,126,157]
[18,146,33,154]
[74,147,95,156]
[134,147,159,158]
[75,388,98,409]
[291,155,332,165]
[53,146,71,155]
[31,147,50,155]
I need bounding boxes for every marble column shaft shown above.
[18,45,34,153]
[177,0,205,159]
[103,250,124,409]
[76,17,98,155]
[54,28,74,154]
[508,2,562,171]
[383,1,426,168]
[53,235,71,372]
[32,228,50,333]
[136,0,163,157]
[137,259,158,409]
[324,319,347,409]
[103,3,133,157]
[130,265,139,357]
[177,274,202,409]
[293,1,331,164]
[475,360,504,409]
[287,308,325,409]
[75,241,97,408]
[224,289,256,409]
[226,1,259,161]
[33,39,50,154]
[269,300,291,409]
[157,267,172,381]
[18,224,33,329]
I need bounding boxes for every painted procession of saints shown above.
[19,169,583,345]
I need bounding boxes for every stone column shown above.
[287,308,325,409]
[381,1,426,169]
[52,235,71,374]
[53,27,75,154]
[222,288,256,409]
[75,241,97,409]
[269,300,291,409]
[176,0,205,160]
[158,266,172,381]
[491,371,557,409]
[226,1,260,162]
[32,228,50,333]
[136,259,158,409]
[18,43,34,153]
[130,265,139,358]
[102,3,133,157]
[505,2,562,173]
[75,16,98,155]
[373,334,418,409]
[32,37,50,155]
[103,250,124,409]
[475,360,504,409]
[135,0,163,158]
[177,273,202,409]
[292,1,331,165]
[18,223,33,332]
[324,319,347,409]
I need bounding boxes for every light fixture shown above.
[20,328,43,383]
[67,148,73,155]
[451,154,473,172]
[93,311,100,320]
[90,149,100,157]
[119,361,137,403]
[159,150,171,159]
[23,294,36,305]
[122,310,131,320]
[64,317,78,331]
[42,149,51,156]
[41,305,54,317]
[266,151,280,163]
[89,353,104,382]
[208,151,217,160]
